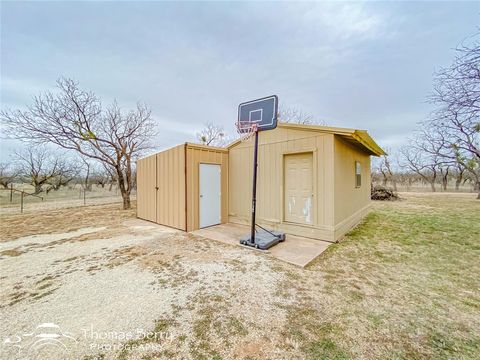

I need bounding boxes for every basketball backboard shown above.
[237,95,278,133]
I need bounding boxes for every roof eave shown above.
[351,131,386,156]
[227,122,386,156]
[185,142,229,153]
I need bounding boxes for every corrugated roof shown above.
[227,122,386,156]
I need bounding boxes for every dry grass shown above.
[112,193,479,359]
[273,193,480,359]
[1,193,478,359]
[0,202,136,242]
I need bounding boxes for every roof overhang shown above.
[227,122,386,156]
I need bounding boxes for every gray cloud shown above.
[1,1,478,159]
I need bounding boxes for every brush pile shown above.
[371,185,399,201]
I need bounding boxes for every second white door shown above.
[199,164,221,228]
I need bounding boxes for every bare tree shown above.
[278,105,325,125]
[440,166,450,191]
[399,137,443,192]
[1,78,156,209]
[46,158,78,192]
[101,162,118,191]
[196,122,227,146]
[376,150,397,191]
[417,120,479,194]
[90,164,110,188]
[428,38,480,198]
[77,157,96,192]
[395,170,418,191]
[0,162,19,189]
[463,157,480,192]
[15,146,67,194]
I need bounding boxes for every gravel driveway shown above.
[2,195,479,359]
[0,217,295,360]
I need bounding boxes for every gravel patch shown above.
[0,220,292,359]
[0,227,105,252]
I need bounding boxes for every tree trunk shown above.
[455,178,461,191]
[116,167,131,210]
[34,183,43,194]
[122,191,131,209]
[430,182,436,192]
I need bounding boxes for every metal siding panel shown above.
[173,148,178,227]
[154,145,186,230]
[333,136,370,226]
[136,154,156,222]
[316,136,325,226]
[171,147,177,228]
[170,149,174,226]
[156,151,164,225]
[186,147,193,231]
[324,135,335,227]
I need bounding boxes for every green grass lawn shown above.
[277,193,480,359]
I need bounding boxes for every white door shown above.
[199,164,221,228]
[284,153,313,225]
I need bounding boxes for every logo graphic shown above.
[2,323,77,358]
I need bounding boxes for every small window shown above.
[355,161,361,188]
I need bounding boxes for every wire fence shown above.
[0,184,136,215]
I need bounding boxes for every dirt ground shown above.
[0,193,479,359]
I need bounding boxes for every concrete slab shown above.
[191,223,331,267]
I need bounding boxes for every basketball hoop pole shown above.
[250,129,259,244]
[237,95,284,250]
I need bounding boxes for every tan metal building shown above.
[137,143,228,231]
[137,123,384,242]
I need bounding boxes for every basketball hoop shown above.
[236,122,258,142]
[235,95,285,250]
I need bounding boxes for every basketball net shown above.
[235,122,258,142]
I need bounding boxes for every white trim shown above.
[249,108,263,123]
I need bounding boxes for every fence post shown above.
[10,183,13,203]
[20,191,24,214]
[83,188,86,206]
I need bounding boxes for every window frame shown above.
[355,161,361,188]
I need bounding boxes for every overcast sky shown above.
[1,1,479,159]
